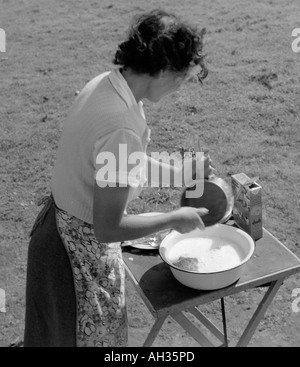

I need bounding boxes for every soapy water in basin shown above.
[168,237,243,273]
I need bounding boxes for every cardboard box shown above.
[231,173,263,241]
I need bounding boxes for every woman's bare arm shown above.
[92,181,206,243]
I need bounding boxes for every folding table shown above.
[122,228,300,347]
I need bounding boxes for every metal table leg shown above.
[236,279,284,347]
[143,316,167,347]
[172,311,215,347]
[221,298,229,347]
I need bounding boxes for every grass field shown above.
[0,0,300,347]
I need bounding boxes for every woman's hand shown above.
[203,152,215,179]
[171,207,209,233]
[181,152,215,188]
[192,137,215,179]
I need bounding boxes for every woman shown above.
[24,9,212,347]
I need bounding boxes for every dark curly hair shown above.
[113,9,208,82]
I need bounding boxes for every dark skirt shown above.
[24,200,77,347]
[24,196,128,347]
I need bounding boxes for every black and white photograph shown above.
[0,0,300,350]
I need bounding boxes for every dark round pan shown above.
[180,176,234,226]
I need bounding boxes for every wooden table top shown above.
[122,228,300,318]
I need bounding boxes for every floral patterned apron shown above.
[55,207,128,347]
